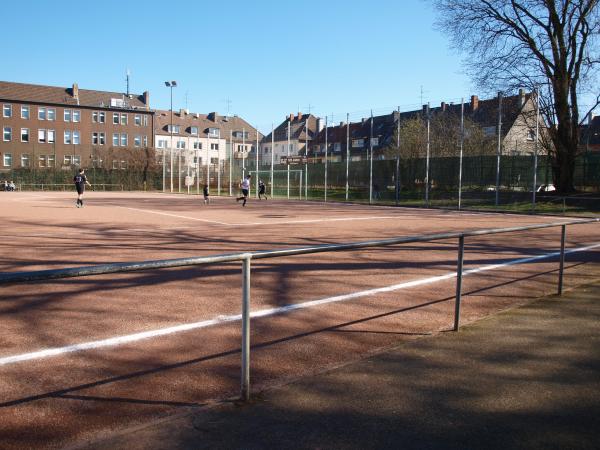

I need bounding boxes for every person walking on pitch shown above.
[73,168,91,208]
[236,174,251,206]
[203,184,210,204]
[258,179,268,200]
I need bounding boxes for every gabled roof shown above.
[154,109,263,141]
[0,80,150,110]
[262,113,320,142]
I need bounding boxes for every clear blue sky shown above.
[4,0,476,132]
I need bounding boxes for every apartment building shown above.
[258,113,320,165]
[0,81,153,173]
[154,109,261,174]
[309,89,544,162]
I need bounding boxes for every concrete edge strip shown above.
[1,243,598,366]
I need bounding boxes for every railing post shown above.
[558,225,566,295]
[454,234,465,331]
[241,255,252,401]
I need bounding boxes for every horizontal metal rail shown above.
[1,217,598,402]
[0,219,597,285]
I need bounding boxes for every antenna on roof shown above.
[126,68,130,96]
[185,91,189,110]
[224,97,232,115]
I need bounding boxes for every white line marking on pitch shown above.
[1,243,598,366]
[117,206,231,225]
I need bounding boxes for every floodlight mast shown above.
[164,81,177,192]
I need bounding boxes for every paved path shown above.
[78,281,600,450]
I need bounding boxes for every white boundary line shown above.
[1,242,598,367]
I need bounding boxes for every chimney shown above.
[470,95,479,111]
[441,101,447,112]
[297,112,303,121]
[519,88,526,107]
[340,121,345,127]
[180,108,186,116]
[142,91,150,108]
[289,113,295,122]
[72,83,79,99]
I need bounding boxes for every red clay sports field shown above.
[1,191,599,449]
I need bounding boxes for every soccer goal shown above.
[249,169,303,199]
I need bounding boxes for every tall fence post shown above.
[558,225,566,295]
[241,255,252,401]
[454,235,465,331]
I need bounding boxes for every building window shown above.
[370,137,379,146]
[157,139,167,148]
[193,141,202,150]
[64,109,72,122]
[47,155,55,167]
[176,140,185,149]
[3,127,11,141]
[232,131,249,139]
[73,155,81,166]
[352,139,364,147]
[64,130,72,144]
[168,124,180,134]
[334,142,341,152]
[120,114,128,125]
[134,135,141,147]
[113,133,119,146]
[143,135,148,147]
[120,133,127,146]
[92,133,99,145]
[211,143,219,150]
[38,129,46,143]
[191,126,199,135]
[21,154,30,168]
[47,130,55,143]
[483,126,496,136]
[73,130,80,145]
[21,128,29,142]
[93,111,106,123]
[73,110,80,122]
[38,155,47,167]
[47,108,56,121]
[21,105,30,119]
[134,114,141,126]
[143,115,148,126]
[527,129,535,141]
[113,113,119,125]
[208,127,220,138]
[64,155,73,165]
[38,107,47,120]
[3,153,12,167]
[3,104,12,118]
[99,132,105,145]
[210,157,219,164]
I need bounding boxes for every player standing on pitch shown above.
[236,174,251,206]
[258,179,268,200]
[73,168,91,208]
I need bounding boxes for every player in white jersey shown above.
[236,175,251,206]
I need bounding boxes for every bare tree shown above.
[432,0,600,192]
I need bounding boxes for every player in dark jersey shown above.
[73,168,91,208]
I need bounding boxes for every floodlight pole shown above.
[532,87,540,210]
[458,98,464,210]
[242,127,246,180]
[229,129,233,196]
[395,106,400,206]
[369,110,373,204]
[425,103,430,207]
[270,123,275,198]
[256,126,259,198]
[345,113,350,201]
[495,92,503,207]
[164,81,177,193]
[324,115,328,202]
[286,118,291,200]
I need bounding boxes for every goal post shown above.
[248,169,303,199]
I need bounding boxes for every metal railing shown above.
[1,218,598,401]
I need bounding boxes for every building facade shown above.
[0,81,154,176]
[258,113,320,165]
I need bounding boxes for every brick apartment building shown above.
[0,81,154,175]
